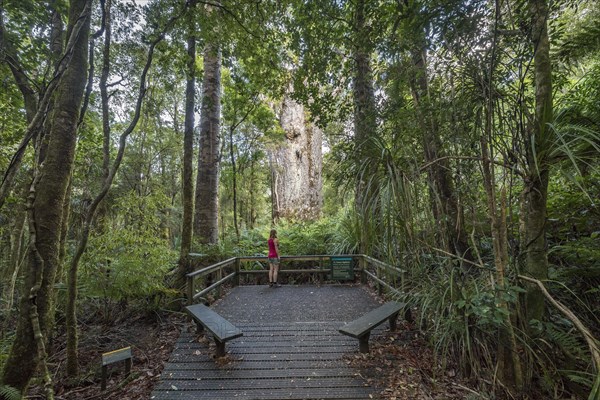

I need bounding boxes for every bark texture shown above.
[194,43,221,244]
[178,1,197,288]
[1,0,91,393]
[352,0,377,208]
[351,0,380,255]
[524,0,552,324]
[271,94,323,221]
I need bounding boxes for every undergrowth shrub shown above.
[219,218,340,257]
[79,192,177,319]
[401,260,504,382]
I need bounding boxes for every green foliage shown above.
[223,218,340,258]
[0,384,21,400]
[524,317,598,396]
[80,192,176,307]
[0,333,14,373]
[328,210,363,255]
[0,336,20,399]
[590,374,600,400]
[403,262,502,379]
[230,229,269,256]
[0,0,598,398]
[275,219,338,256]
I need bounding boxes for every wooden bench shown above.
[101,346,132,390]
[339,301,405,353]
[184,304,243,357]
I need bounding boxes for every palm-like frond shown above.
[540,108,600,193]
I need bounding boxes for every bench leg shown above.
[358,332,370,353]
[405,307,413,323]
[215,339,226,357]
[195,321,204,334]
[389,312,399,331]
[101,365,108,391]
[124,357,132,376]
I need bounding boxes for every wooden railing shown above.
[361,255,406,297]
[186,254,405,305]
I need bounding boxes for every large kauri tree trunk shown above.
[194,43,221,244]
[1,0,91,394]
[271,94,323,221]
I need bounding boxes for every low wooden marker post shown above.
[101,346,132,391]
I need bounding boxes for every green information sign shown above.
[331,257,354,280]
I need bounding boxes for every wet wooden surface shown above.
[151,285,386,400]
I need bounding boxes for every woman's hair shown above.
[269,229,277,239]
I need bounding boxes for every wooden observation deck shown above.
[151,255,406,399]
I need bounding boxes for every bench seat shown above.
[339,301,405,353]
[185,304,243,357]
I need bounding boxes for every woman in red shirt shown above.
[268,229,280,287]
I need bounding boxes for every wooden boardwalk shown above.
[151,285,384,400]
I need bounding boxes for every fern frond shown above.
[546,323,588,361]
[0,385,21,400]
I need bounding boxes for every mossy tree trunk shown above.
[178,0,197,290]
[523,0,552,325]
[0,0,91,394]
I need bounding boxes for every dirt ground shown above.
[344,321,476,399]
[27,312,185,400]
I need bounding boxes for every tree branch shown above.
[0,1,93,211]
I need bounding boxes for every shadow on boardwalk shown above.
[151,284,387,400]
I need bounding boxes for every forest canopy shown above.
[0,0,599,399]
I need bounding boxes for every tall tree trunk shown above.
[194,42,221,244]
[1,0,91,394]
[481,18,524,381]
[481,143,524,390]
[229,126,240,241]
[407,21,471,263]
[250,158,256,229]
[270,92,323,221]
[178,0,197,290]
[100,0,112,183]
[523,0,552,325]
[66,0,110,376]
[352,0,378,254]
[63,18,165,377]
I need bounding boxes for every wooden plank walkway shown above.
[151,285,385,400]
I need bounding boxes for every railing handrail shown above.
[185,253,406,305]
[362,254,406,274]
[236,254,360,261]
[186,257,237,278]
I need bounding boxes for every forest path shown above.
[151,284,387,399]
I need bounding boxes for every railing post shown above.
[234,258,240,287]
[216,267,223,299]
[377,264,383,296]
[187,275,194,306]
[318,257,323,285]
[360,255,367,285]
